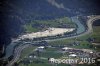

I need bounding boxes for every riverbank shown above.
[4,16,86,58]
[4,15,100,59]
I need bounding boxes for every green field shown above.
[23,17,76,33]
[18,47,96,66]
[18,47,69,66]
[18,26,100,66]
[19,60,71,66]
[19,46,37,60]
[91,26,100,42]
[48,40,92,49]
[39,48,62,58]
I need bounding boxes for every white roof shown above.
[62,47,72,50]
[38,46,45,49]
[90,51,93,53]
[29,56,33,58]
[49,58,55,61]
[69,54,77,57]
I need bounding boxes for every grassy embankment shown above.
[23,17,76,33]
[48,26,100,50]
[19,46,37,60]
[18,47,70,66]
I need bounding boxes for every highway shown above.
[6,44,31,66]
[6,15,100,66]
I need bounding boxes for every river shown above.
[4,16,86,58]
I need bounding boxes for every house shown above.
[69,54,77,57]
[62,47,72,51]
[37,46,45,51]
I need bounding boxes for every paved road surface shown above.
[6,44,31,66]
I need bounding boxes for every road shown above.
[6,15,100,66]
[6,44,31,66]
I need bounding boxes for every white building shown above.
[37,46,45,51]
[69,54,77,57]
[62,47,72,51]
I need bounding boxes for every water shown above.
[71,17,85,34]
[4,42,19,58]
[4,16,86,58]
[1,0,100,59]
